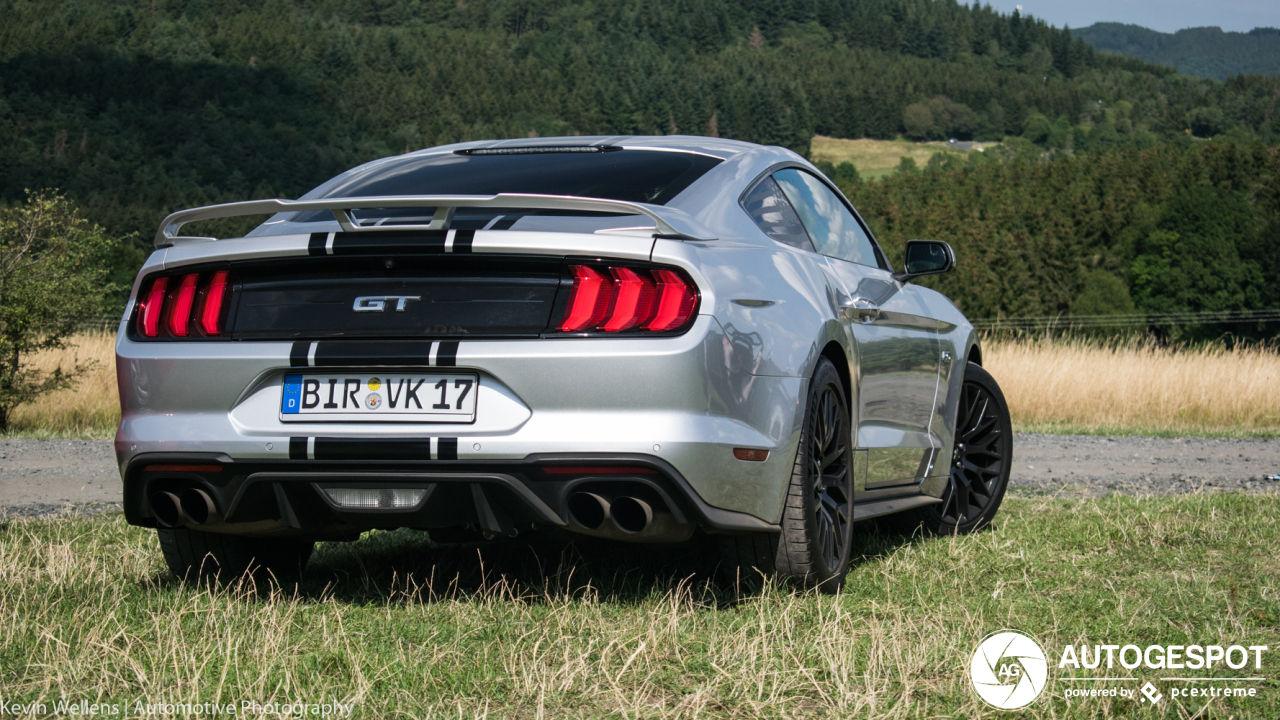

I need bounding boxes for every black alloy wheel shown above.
[921,361,1012,534]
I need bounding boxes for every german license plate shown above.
[281,373,477,422]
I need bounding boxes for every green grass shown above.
[2,495,1277,717]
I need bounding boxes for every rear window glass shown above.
[307,148,720,205]
[740,176,814,251]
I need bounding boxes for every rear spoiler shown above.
[154,193,717,248]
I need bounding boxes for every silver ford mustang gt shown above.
[116,135,1012,592]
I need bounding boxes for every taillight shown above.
[554,263,698,334]
[199,271,229,336]
[135,270,232,339]
[559,265,614,332]
[166,274,198,336]
[138,276,168,337]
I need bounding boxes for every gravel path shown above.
[1,434,1277,518]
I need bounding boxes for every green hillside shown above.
[2,0,1280,326]
[1075,23,1280,81]
[4,0,1280,240]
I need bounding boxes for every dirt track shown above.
[1,434,1277,518]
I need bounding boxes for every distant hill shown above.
[1075,22,1280,80]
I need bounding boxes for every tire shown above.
[157,527,314,581]
[718,357,855,593]
[903,361,1012,535]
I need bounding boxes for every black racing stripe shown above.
[331,230,448,255]
[313,438,435,461]
[289,341,311,367]
[435,341,459,367]
[313,341,434,367]
[492,216,518,230]
[452,229,475,253]
[289,437,308,460]
[308,232,328,257]
[437,438,458,461]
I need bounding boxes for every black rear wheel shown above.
[718,357,854,593]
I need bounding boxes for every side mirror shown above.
[893,240,955,283]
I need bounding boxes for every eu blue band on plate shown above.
[282,374,302,414]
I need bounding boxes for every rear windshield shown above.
[309,148,721,205]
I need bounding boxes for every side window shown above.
[740,176,814,251]
[773,168,879,268]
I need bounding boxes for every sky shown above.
[980,0,1280,34]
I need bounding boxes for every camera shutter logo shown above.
[970,630,1049,710]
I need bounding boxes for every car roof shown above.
[410,135,777,162]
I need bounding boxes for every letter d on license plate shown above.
[281,373,477,422]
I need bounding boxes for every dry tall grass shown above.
[7,330,117,436]
[7,332,1280,437]
[987,335,1280,434]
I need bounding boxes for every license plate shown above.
[281,373,477,422]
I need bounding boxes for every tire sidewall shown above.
[801,358,855,590]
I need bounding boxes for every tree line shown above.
[847,141,1280,342]
[1,0,1279,329]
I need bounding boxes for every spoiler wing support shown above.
[154,194,717,248]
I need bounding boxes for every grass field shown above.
[7,332,1280,439]
[991,336,1280,438]
[809,136,993,179]
[0,494,1276,717]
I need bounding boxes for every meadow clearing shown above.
[808,136,993,179]
[0,494,1275,718]
[10,331,1280,439]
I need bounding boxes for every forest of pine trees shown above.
[2,0,1279,327]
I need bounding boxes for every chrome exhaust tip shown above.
[567,492,610,530]
[610,496,653,534]
[179,488,223,527]
[149,491,186,528]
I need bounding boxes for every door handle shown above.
[840,296,880,323]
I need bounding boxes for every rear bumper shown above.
[121,453,778,539]
[116,315,807,526]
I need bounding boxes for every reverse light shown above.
[135,269,233,338]
[323,487,428,509]
[555,263,698,334]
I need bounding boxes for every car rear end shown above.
[115,142,794,561]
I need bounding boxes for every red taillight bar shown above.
[647,268,698,332]
[200,270,229,336]
[138,276,168,337]
[135,270,231,338]
[559,265,614,332]
[602,267,656,332]
[166,274,198,336]
[556,264,698,334]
